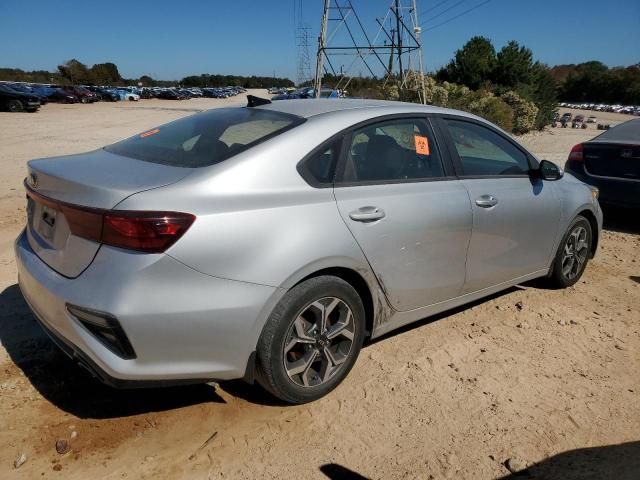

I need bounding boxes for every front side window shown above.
[105,108,304,168]
[341,118,444,183]
[444,119,530,176]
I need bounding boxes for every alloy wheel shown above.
[561,226,589,280]
[283,297,355,388]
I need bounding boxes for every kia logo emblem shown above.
[28,173,38,188]
[621,149,632,159]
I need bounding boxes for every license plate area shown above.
[40,206,58,240]
[28,196,59,243]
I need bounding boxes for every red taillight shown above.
[102,213,195,253]
[568,143,584,163]
[26,183,195,253]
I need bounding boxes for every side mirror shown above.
[538,160,563,181]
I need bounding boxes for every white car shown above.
[115,89,140,102]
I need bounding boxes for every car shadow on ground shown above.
[498,441,640,479]
[319,463,370,479]
[0,283,224,420]
[602,205,640,234]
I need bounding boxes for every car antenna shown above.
[247,95,272,107]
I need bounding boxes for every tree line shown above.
[0,59,294,89]
[550,61,640,104]
[433,37,558,131]
[180,74,294,88]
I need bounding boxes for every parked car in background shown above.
[272,86,316,100]
[30,85,57,100]
[565,118,640,209]
[139,88,156,99]
[572,115,587,129]
[0,83,40,112]
[114,89,140,101]
[7,84,48,104]
[157,89,182,100]
[95,88,121,102]
[319,89,340,98]
[51,86,97,103]
[560,112,572,127]
[75,86,100,103]
[202,88,223,98]
[587,116,597,123]
[16,98,602,404]
[46,88,79,104]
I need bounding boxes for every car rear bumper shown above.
[566,161,640,209]
[15,229,281,386]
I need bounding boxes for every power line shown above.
[421,0,469,25]
[418,0,450,19]
[423,0,492,31]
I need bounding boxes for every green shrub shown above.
[468,94,514,132]
[500,91,538,134]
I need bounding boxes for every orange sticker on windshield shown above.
[414,135,430,155]
[140,128,159,138]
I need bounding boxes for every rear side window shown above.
[105,108,304,168]
[298,142,340,186]
[444,119,530,176]
[340,118,444,184]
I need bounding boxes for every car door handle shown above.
[349,206,386,222]
[475,195,498,208]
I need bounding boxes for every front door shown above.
[333,117,472,312]
[440,117,561,293]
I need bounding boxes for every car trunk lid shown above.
[583,142,640,180]
[25,149,192,278]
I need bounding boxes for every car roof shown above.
[590,118,640,145]
[255,98,476,120]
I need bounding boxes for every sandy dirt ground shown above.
[1,96,639,479]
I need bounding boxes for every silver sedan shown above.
[15,98,602,403]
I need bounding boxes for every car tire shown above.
[7,100,23,112]
[547,215,592,288]
[256,275,366,404]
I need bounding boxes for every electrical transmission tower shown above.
[313,0,426,102]
[294,0,313,86]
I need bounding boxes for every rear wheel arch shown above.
[245,265,377,386]
[294,267,375,339]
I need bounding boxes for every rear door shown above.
[437,116,561,293]
[333,116,472,312]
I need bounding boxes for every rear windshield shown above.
[105,108,304,167]
[594,119,640,143]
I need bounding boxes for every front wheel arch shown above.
[577,209,599,257]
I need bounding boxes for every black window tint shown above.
[301,143,338,185]
[445,119,530,176]
[105,108,304,168]
[341,118,444,183]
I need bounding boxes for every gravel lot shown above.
[1,95,638,479]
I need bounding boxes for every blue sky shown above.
[0,0,638,81]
